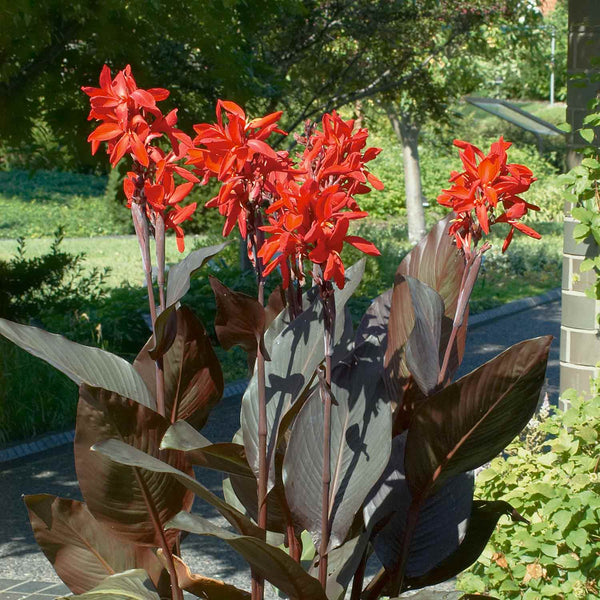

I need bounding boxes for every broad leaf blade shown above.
[209,276,267,362]
[404,277,444,395]
[309,531,370,600]
[24,495,164,595]
[0,318,154,409]
[363,434,473,577]
[92,438,263,538]
[166,512,328,600]
[397,215,464,318]
[404,501,522,592]
[161,421,252,479]
[164,554,250,600]
[166,242,228,306]
[74,385,192,547]
[283,342,392,551]
[242,259,365,490]
[265,285,287,329]
[162,423,290,533]
[405,336,552,498]
[134,307,223,426]
[385,217,466,403]
[355,288,391,351]
[56,570,159,600]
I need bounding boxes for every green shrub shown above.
[0,338,77,445]
[0,228,109,321]
[458,389,600,599]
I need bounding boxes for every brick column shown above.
[560,0,600,400]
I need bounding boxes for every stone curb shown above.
[0,289,561,464]
[468,287,561,329]
[0,379,248,465]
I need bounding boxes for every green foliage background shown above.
[458,390,600,600]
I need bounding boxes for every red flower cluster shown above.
[187,100,291,238]
[437,137,540,253]
[191,106,382,289]
[259,112,382,289]
[83,65,198,251]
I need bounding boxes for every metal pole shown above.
[550,26,556,105]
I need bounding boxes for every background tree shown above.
[1,0,547,249]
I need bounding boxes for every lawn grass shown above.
[0,234,212,287]
[0,169,129,238]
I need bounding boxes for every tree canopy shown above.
[0,0,546,170]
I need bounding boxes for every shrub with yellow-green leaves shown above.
[458,389,600,599]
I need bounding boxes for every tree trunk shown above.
[387,105,426,245]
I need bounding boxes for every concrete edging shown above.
[0,289,562,464]
[468,287,561,329]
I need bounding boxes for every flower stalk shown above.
[317,272,335,588]
[250,210,268,600]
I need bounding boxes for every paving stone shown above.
[0,593,27,600]
[0,581,21,592]
[8,583,54,594]
[36,585,69,596]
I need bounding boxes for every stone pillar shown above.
[560,0,600,401]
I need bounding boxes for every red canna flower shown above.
[187,100,290,238]
[84,65,198,252]
[259,179,379,289]
[258,113,382,289]
[438,137,540,252]
[298,111,384,197]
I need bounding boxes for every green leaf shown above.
[581,157,600,170]
[540,543,558,558]
[405,336,552,498]
[0,318,154,409]
[566,529,588,550]
[529,482,556,499]
[580,128,595,143]
[57,570,159,600]
[241,259,365,491]
[24,495,165,595]
[166,512,328,600]
[91,438,262,538]
[555,554,579,569]
[499,578,521,592]
[573,222,591,241]
[552,510,573,532]
[283,345,392,551]
[571,207,592,223]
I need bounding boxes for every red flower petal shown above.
[344,235,380,256]
[88,122,123,142]
[247,138,278,160]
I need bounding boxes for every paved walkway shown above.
[0,296,561,598]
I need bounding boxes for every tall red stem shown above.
[250,209,268,600]
[154,213,166,418]
[318,275,335,588]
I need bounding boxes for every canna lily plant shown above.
[0,66,552,600]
